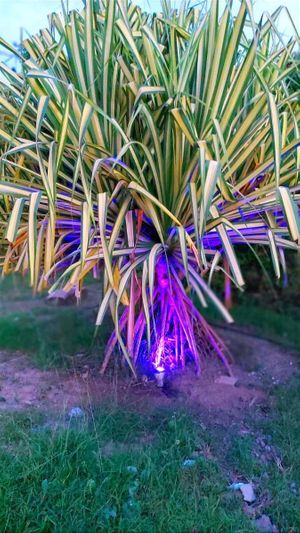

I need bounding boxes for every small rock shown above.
[229,482,244,490]
[215,375,238,386]
[47,287,89,305]
[290,481,298,494]
[126,465,138,474]
[41,479,49,493]
[182,459,196,467]
[254,514,276,532]
[68,406,85,419]
[240,483,256,503]
[243,503,256,518]
[102,506,117,520]
[81,370,90,381]
[229,482,255,501]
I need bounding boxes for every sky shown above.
[0,0,298,48]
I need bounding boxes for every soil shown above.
[0,326,298,427]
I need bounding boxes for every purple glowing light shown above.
[154,365,165,373]
[154,337,165,367]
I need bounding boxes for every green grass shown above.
[202,295,300,353]
[0,308,107,368]
[0,273,39,302]
[0,388,299,532]
[231,297,300,352]
[0,409,253,533]
[222,384,300,533]
[0,274,109,368]
[260,383,300,530]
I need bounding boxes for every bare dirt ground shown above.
[0,327,298,428]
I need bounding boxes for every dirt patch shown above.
[0,351,83,411]
[0,327,298,427]
[219,326,298,384]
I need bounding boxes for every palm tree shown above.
[0,0,299,376]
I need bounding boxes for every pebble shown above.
[68,406,85,418]
[229,482,256,503]
[215,375,238,386]
[240,483,256,503]
[254,514,277,532]
[182,459,196,467]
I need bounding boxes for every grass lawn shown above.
[0,385,299,532]
[0,274,109,368]
[202,294,300,355]
[0,409,253,533]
